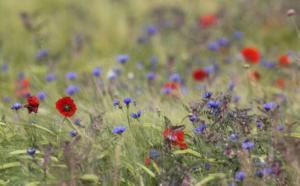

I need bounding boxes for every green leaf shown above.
[0,162,20,170]
[174,149,202,158]
[122,162,139,178]
[152,162,160,175]
[137,163,156,178]
[9,150,41,155]
[120,178,136,186]
[290,133,300,138]
[0,180,7,186]
[196,173,226,186]
[31,124,54,135]
[0,122,6,126]
[98,151,108,159]
[80,174,98,182]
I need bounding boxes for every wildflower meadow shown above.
[0,0,300,185]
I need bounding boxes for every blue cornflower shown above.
[255,170,263,178]
[228,81,235,90]
[225,56,232,64]
[199,124,207,132]
[11,103,22,110]
[231,182,238,186]
[234,31,243,39]
[193,127,201,133]
[66,84,80,95]
[37,92,47,100]
[257,122,262,128]
[263,102,277,111]
[107,70,118,80]
[45,74,57,82]
[260,60,275,69]
[36,49,49,60]
[112,126,126,134]
[66,71,78,80]
[18,72,25,80]
[74,34,82,43]
[92,67,102,76]
[242,141,255,150]
[144,25,158,35]
[130,110,142,119]
[113,99,120,109]
[263,167,274,175]
[136,61,144,70]
[123,97,132,105]
[276,125,284,131]
[234,96,241,102]
[161,87,172,95]
[69,130,77,137]
[235,171,246,180]
[207,100,220,108]
[117,54,129,64]
[27,148,36,155]
[1,63,8,73]
[149,150,160,159]
[203,66,216,74]
[3,96,11,103]
[207,42,219,51]
[150,56,158,63]
[230,134,236,140]
[189,115,196,122]
[169,73,181,82]
[147,72,156,80]
[205,164,210,170]
[73,118,81,126]
[217,37,230,46]
[202,92,213,99]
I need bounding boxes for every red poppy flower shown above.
[279,55,290,67]
[249,71,261,81]
[144,156,151,166]
[241,47,260,64]
[199,14,216,28]
[193,69,208,82]
[275,78,285,89]
[56,97,77,117]
[180,143,187,150]
[24,95,40,114]
[163,128,184,146]
[163,82,180,90]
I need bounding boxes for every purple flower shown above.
[74,34,82,43]
[1,63,8,73]
[18,72,25,80]
[149,150,160,159]
[234,31,243,39]
[217,37,230,46]
[234,96,241,102]
[169,73,181,82]
[92,67,102,76]
[207,100,220,108]
[263,102,277,111]
[189,115,196,122]
[260,60,275,69]
[202,92,213,98]
[257,122,262,128]
[147,72,156,80]
[117,54,129,64]
[242,141,255,150]
[207,42,219,51]
[45,74,56,82]
[36,49,49,60]
[69,130,77,137]
[203,66,216,74]
[66,84,80,95]
[11,103,22,110]
[112,126,126,134]
[276,125,284,131]
[113,99,120,109]
[123,97,132,105]
[37,92,47,100]
[130,110,142,119]
[263,167,274,175]
[199,124,207,131]
[66,71,78,80]
[150,56,158,63]
[255,170,263,178]
[225,56,232,64]
[287,9,295,16]
[3,96,11,103]
[230,134,236,140]
[161,87,172,95]
[228,81,235,90]
[27,148,36,155]
[144,25,158,35]
[235,171,246,180]
[205,164,210,170]
[73,119,81,126]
